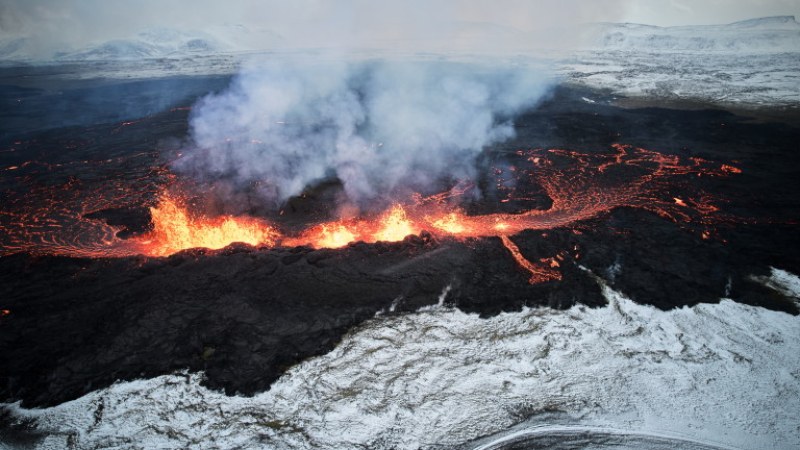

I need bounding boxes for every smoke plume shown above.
[176,57,553,211]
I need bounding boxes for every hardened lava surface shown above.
[1,83,799,407]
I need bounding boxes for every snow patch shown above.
[586,16,800,52]
[752,267,800,304]
[469,423,739,450]
[560,16,800,107]
[3,273,799,449]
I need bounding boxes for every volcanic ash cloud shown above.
[176,58,553,210]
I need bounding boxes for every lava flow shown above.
[1,144,742,282]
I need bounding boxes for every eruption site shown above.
[2,72,797,415]
[0,142,740,283]
[0,59,746,284]
[3,4,800,446]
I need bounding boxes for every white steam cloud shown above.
[177,58,552,209]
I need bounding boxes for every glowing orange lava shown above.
[374,205,415,242]
[499,235,562,284]
[304,224,357,249]
[284,204,420,249]
[721,164,743,174]
[1,144,744,286]
[135,196,280,257]
[430,212,469,235]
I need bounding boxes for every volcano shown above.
[0,62,799,449]
[1,79,799,412]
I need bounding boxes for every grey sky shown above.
[1,0,797,53]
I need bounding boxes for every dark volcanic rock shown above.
[0,233,604,407]
[84,206,153,238]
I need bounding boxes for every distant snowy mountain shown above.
[0,37,29,60]
[0,25,285,63]
[57,29,226,61]
[563,16,800,107]
[728,15,800,29]
[589,15,800,52]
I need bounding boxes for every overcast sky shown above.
[1,0,798,53]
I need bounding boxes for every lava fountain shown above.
[136,195,281,257]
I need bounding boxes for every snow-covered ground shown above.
[562,16,800,107]
[3,268,799,449]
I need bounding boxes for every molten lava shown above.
[499,235,562,284]
[136,196,280,257]
[430,212,469,235]
[284,204,419,248]
[305,224,357,249]
[374,205,415,242]
[0,144,744,283]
